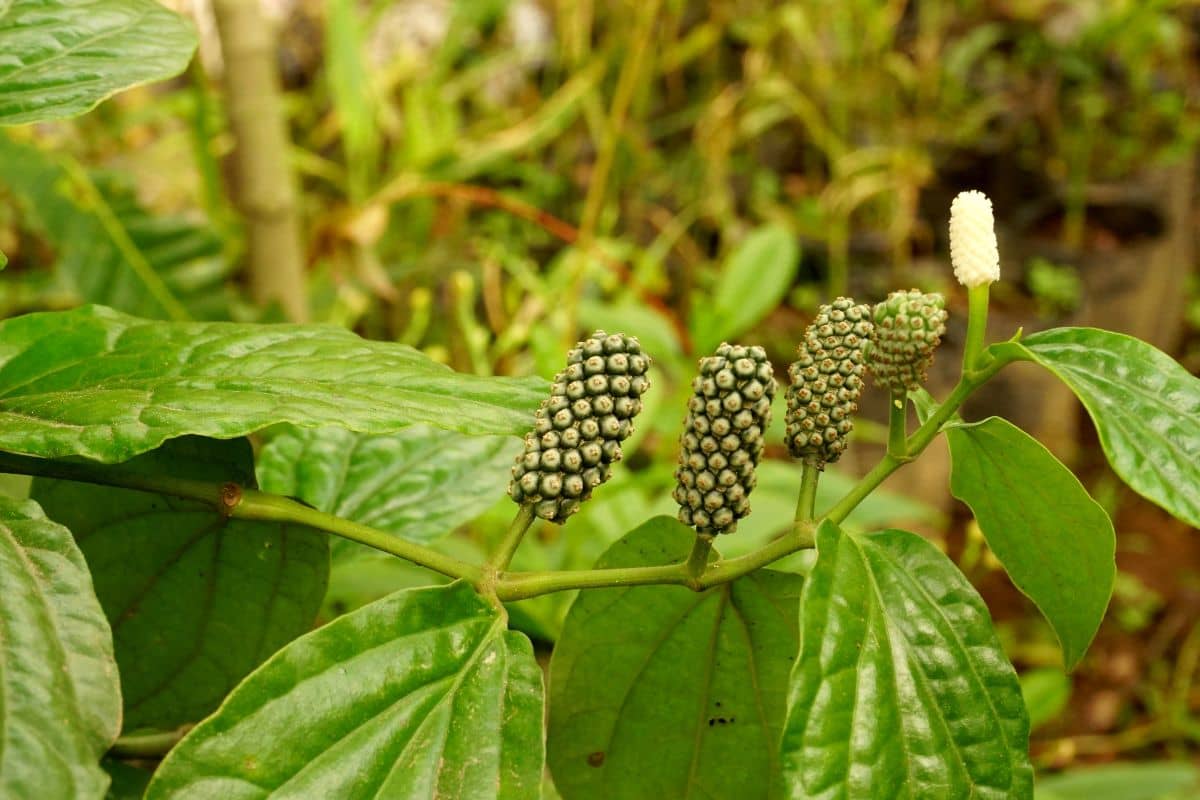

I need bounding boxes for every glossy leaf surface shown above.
[782,522,1033,800]
[1003,327,1200,528]
[947,417,1114,669]
[257,424,517,544]
[0,0,196,125]
[0,496,120,800]
[548,516,802,800]
[146,582,545,800]
[0,304,546,462]
[33,437,329,729]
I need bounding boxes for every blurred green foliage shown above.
[4,0,1197,358]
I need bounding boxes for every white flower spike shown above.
[949,190,1000,288]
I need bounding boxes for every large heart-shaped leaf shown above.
[548,516,802,800]
[32,437,329,729]
[999,327,1200,528]
[257,425,517,545]
[146,581,545,799]
[781,522,1033,800]
[0,304,546,462]
[0,496,121,800]
[0,0,196,125]
[946,417,1114,670]
[0,138,233,320]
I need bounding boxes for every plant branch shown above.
[887,391,909,459]
[795,460,821,522]
[825,355,1010,527]
[963,283,990,372]
[494,522,818,601]
[489,505,536,573]
[498,354,1018,600]
[0,452,480,583]
[0,348,1016,605]
[496,561,689,600]
[211,0,309,321]
[685,534,714,579]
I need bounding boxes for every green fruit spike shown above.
[870,290,949,393]
[785,297,873,465]
[673,343,777,536]
[509,331,650,523]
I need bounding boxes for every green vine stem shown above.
[0,451,482,584]
[0,348,1015,604]
[963,283,991,372]
[795,459,821,522]
[685,534,714,579]
[489,505,536,573]
[495,522,820,600]
[887,391,909,459]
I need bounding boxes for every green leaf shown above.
[325,0,379,199]
[146,582,545,800]
[548,516,802,800]
[0,495,121,800]
[1020,668,1070,731]
[257,424,517,545]
[0,304,546,462]
[946,417,1114,669]
[1036,762,1200,800]
[693,224,799,352]
[999,327,1200,528]
[579,299,682,366]
[0,137,231,320]
[0,0,196,125]
[32,437,330,729]
[781,522,1033,800]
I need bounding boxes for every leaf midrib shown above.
[0,4,153,84]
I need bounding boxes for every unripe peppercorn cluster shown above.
[509,331,650,522]
[870,290,949,393]
[673,344,776,536]
[785,298,873,465]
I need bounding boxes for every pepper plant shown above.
[4,6,1200,800]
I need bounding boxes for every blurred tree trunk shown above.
[1075,161,1195,352]
[211,0,309,322]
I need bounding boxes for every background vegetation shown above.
[3,0,1200,794]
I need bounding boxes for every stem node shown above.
[218,482,242,517]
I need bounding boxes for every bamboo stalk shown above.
[211,0,308,321]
